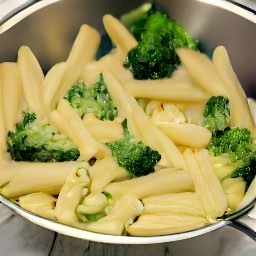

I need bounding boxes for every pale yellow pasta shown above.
[80,61,102,87]
[221,177,246,211]
[153,122,212,148]
[104,168,194,201]
[103,14,137,57]
[43,62,66,112]
[0,161,85,198]
[103,69,187,169]
[176,48,228,97]
[76,192,109,215]
[127,214,209,236]
[18,192,56,219]
[55,166,90,224]
[88,155,129,193]
[142,192,206,217]
[183,148,228,219]
[49,24,100,110]
[53,99,108,161]
[0,62,23,131]
[18,46,45,118]
[236,176,256,212]
[124,79,208,101]
[75,195,143,236]
[83,113,124,143]
[212,46,255,131]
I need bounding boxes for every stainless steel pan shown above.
[0,0,256,244]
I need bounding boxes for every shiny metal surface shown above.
[0,0,256,243]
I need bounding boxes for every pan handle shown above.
[0,0,60,34]
[229,205,256,240]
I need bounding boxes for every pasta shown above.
[0,10,255,238]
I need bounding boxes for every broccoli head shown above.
[207,127,256,187]
[7,112,80,162]
[203,96,231,134]
[107,121,161,177]
[124,11,201,80]
[64,75,118,120]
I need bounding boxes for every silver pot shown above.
[0,0,256,244]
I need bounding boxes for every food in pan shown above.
[0,3,255,236]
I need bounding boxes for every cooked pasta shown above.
[0,9,255,238]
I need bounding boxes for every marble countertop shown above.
[0,203,256,256]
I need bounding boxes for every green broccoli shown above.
[107,121,161,177]
[7,112,80,162]
[207,127,256,187]
[64,75,118,120]
[203,96,231,134]
[124,10,201,80]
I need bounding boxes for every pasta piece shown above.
[55,167,90,224]
[80,61,102,87]
[127,214,209,236]
[76,192,109,215]
[176,48,227,97]
[43,62,66,112]
[142,192,206,217]
[248,98,256,124]
[83,113,124,143]
[209,156,236,181]
[104,168,194,200]
[0,62,23,132]
[221,177,246,211]
[213,46,255,131]
[183,148,228,219]
[98,48,135,84]
[52,99,109,161]
[102,69,187,169]
[153,122,212,148]
[18,46,45,117]
[18,192,56,219]
[103,14,137,57]
[235,175,256,212]
[50,24,100,110]
[0,161,87,198]
[75,195,143,236]
[88,156,129,193]
[123,79,208,101]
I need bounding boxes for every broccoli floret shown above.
[203,96,231,134]
[107,121,161,177]
[207,127,256,187]
[7,112,80,162]
[124,11,201,80]
[64,75,118,120]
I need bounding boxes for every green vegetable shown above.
[207,127,256,187]
[203,96,230,134]
[7,112,80,162]
[64,75,118,120]
[124,10,201,80]
[107,121,161,176]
